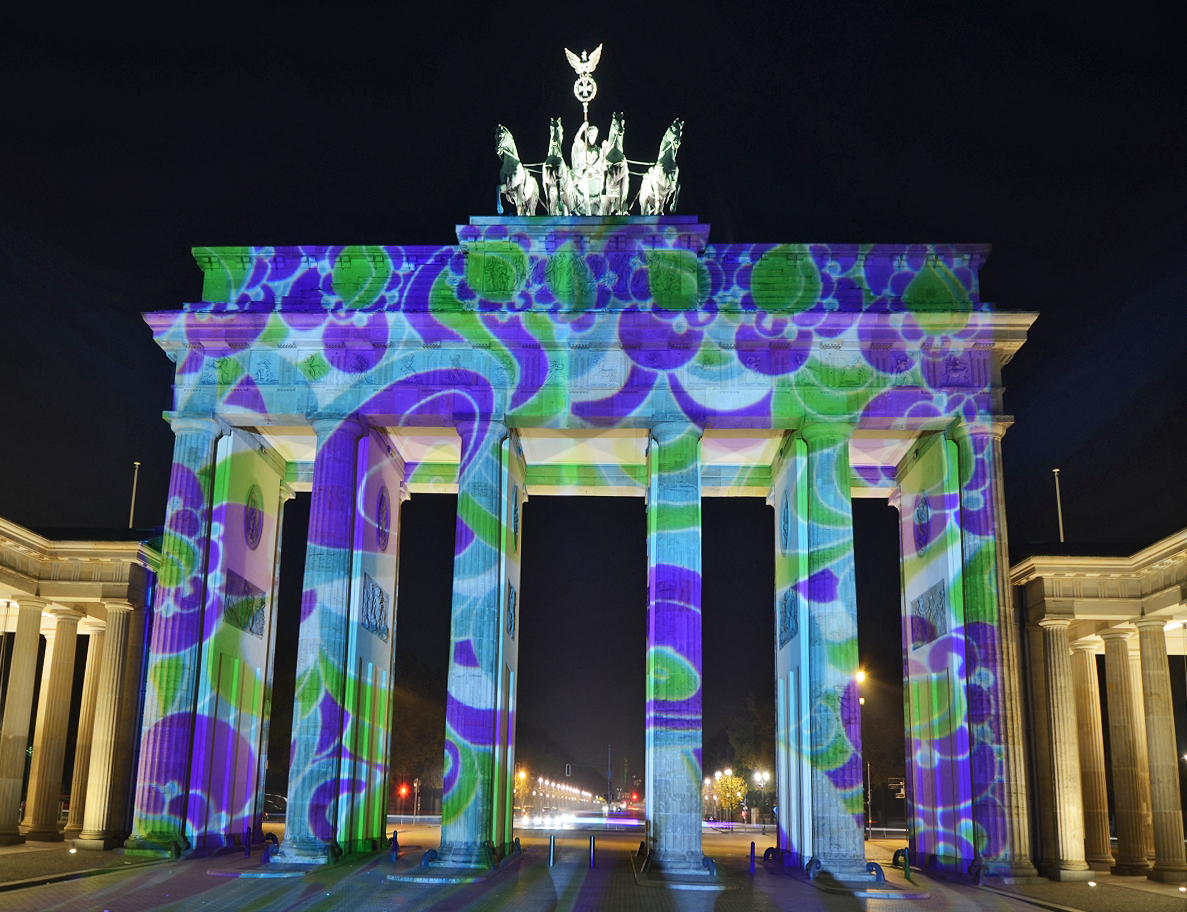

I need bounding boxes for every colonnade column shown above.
[22,609,83,840]
[1037,618,1091,880]
[75,601,133,849]
[108,607,147,841]
[277,416,364,863]
[1100,630,1149,873]
[645,421,704,874]
[1129,645,1156,860]
[800,422,866,880]
[1135,617,1187,882]
[1071,643,1113,871]
[437,418,508,868]
[0,597,46,845]
[952,421,1037,878]
[127,415,222,854]
[63,625,105,841]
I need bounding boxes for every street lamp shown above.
[857,671,871,837]
[753,770,770,830]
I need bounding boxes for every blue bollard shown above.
[750,841,755,875]
[589,835,595,868]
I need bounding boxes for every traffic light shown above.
[399,784,408,797]
[632,792,638,801]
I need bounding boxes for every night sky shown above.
[2,6,1184,789]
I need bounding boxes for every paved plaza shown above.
[2,828,1186,912]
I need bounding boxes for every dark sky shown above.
[2,5,1185,786]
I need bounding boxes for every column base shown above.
[20,826,64,842]
[73,834,124,851]
[123,836,183,858]
[978,858,1042,883]
[61,825,83,842]
[271,838,340,866]
[650,849,713,876]
[1148,866,1187,883]
[814,855,877,884]
[1111,859,1151,876]
[431,841,495,870]
[0,831,26,846]
[1043,865,1096,882]
[1086,854,1115,872]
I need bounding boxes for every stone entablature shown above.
[1012,527,1187,634]
[187,217,994,316]
[0,516,159,619]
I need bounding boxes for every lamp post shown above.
[857,669,870,838]
[753,770,770,832]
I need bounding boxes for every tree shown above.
[712,773,746,822]
[728,687,775,781]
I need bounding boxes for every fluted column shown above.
[63,625,105,841]
[276,416,364,864]
[1071,643,1113,870]
[0,597,46,845]
[1135,617,1187,882]
[436,418,507,869]
[1038,618,1091,880]
[22,610,82,840]
[107,607,146,840]
[74,601,132,850]
[801,422,868,880]
[1129,645,1156,860]
[952,421,1037,878]
[644,421,704,874]
[127,415,221,854]
[1101,630,1150,874]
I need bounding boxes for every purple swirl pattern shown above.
[136,217,1025,873]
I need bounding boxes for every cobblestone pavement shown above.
[1,828,1185,912]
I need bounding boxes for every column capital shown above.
[15,596,47,613]
[101,600,135,617]
[650,420,702,445]
[46,607,84,626]
[951,416,1014,444]
[1099,627,1133,643]
[1134,616,1171,632]
[168,414,223,438]
[1038,616,1072,630]
[1071,639,1100,654]
[308,414,365,441]
[798,421,855,445]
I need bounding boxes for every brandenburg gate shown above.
[126,209,1038,881]
[122,44,1040,882]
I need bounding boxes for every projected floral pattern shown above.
[135,217,1021,872]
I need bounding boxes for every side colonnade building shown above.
[1013,529,1187,882]
[0,516,158,849]
[126,215,1039,880]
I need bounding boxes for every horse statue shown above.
[635,118,682,215]
[603,112,629,215]
[496,124,540,216]
[542,117,576,216]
